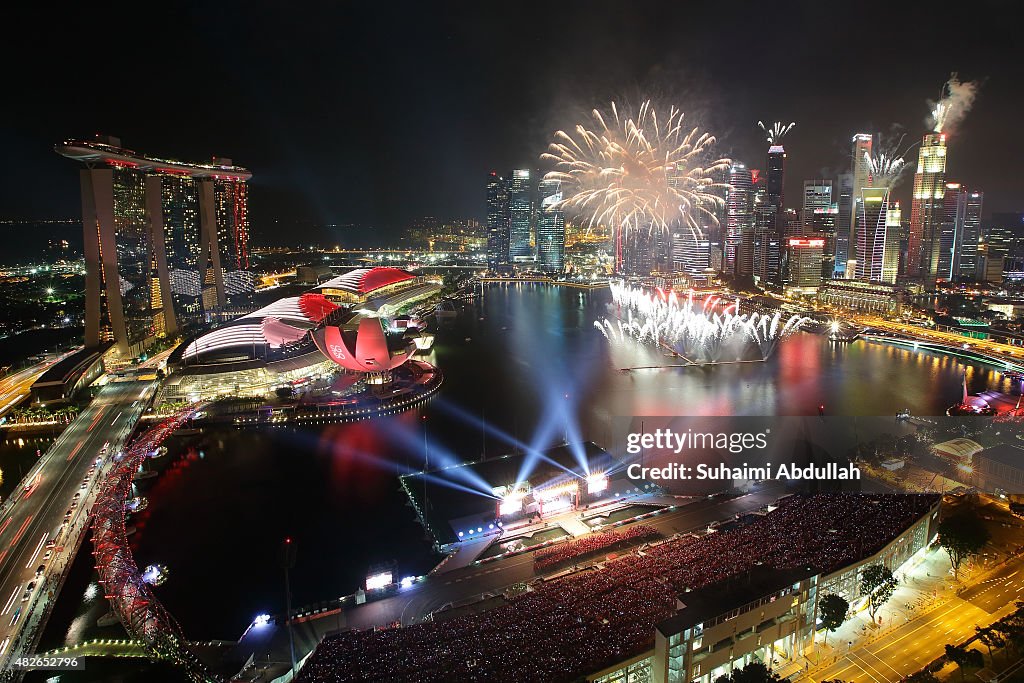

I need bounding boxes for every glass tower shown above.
[536,178,565,272]
[908,132,948,282]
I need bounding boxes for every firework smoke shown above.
[597,282,808,362]
[757,120,796,146]
[928,73,980,134]
[542,101,730,244]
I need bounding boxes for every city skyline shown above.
[2,2,1022,246]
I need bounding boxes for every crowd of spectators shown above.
[297,494,937,683]
[534,524,659,571]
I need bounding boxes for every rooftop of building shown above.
[55,136,252,181]
[977,443,1024,469]
[315,267,417,296]
[656,565,818,637]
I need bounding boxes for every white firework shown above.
[757,120,796,146]
[542,100,730,243]
[597,282,807,362]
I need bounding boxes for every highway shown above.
[0,352,76,420]
[809,555,1024,683]
[0,379,154,671]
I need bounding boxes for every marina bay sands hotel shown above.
[56,136,253,358]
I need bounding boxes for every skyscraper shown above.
[907,133,948,282]
[57,136,252,357]
[783,238,825,293]
[536,178,566,272]
[508,169,536,263]
[672,230,711,279]
[938,182,967,281]
[809,206,838,279]
[801,180,833,233]
[856,187,900,284]
[834,172,854,277]
[848,134,873,273]
[725,163,754,276]
[959,190,984,281]
[766,145,786,210]
[486,172,510,271]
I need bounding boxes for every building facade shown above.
[908,133,948,283]
[801,180,833,233]
[486,172,511,270]
[855,188,900,284]
[536,178,566,272]
[725,164,754,276]
[508,169,536,263]
[848,134,873,273]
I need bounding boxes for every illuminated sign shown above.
[787,239,825,247]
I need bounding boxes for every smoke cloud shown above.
[927,73,980,134]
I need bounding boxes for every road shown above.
[0,352,76,420]
[810,556,1024,683]
[0,379,155,669]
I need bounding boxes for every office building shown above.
[958,189,984,280]
[834,172,854,277]
[766,145,785,210]
[856,188,900,284]
[783,237,825,294]
[809,206,838,279]
[908,133,948,283]
[486,172,511,271]
[725,163,754,276]
[536,178,566,272]
[508,169,536,263]
[672,229,711,279]
[56,136,252,357]
[801,180,833,233]
[849,134,873,268]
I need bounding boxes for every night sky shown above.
[2,1,1022,245]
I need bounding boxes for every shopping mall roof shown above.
[317,267,416,295]
[933,438,984,461]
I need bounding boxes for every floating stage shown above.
[399,442,660,551]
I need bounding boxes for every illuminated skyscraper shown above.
[766,145,786,210]
[783,238,825,293]
[907,133,948,282]
[536,178,566,272]
[834,172,853,277]
[508,169,536,263]
[809,206,838,279]
[725,163,754,276]
[958,189,984,280]
[856,187,900,284]
[57,136,252,357]
[938,182,966,281]
[848,134,873,272]
[486,172,510,270]
[801,180,833,233]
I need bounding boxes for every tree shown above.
[903,672,938,683]
[938,512,991,580]
[818,593,849,646]
[944,644,984,682]
[712,663,782,683]
[976,625,1005,664]
[860,564,898,623]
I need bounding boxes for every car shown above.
[70,501,77,509]
[21,584,35,602]
[72,492,80,499]
[35,565,45,579]
[64,509,72,517]
[42,550,52,561]
[10,608,21,626]
[45,537,56,549]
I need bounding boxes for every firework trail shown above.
[542,101,730,247]
[596,282,808,362]
[928,73,980,134]
[757,121,796,146]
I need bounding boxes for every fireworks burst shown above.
[757,120,796,146]
[597,282,808,362]
[541,101,730,245]
[865,133,914,188]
